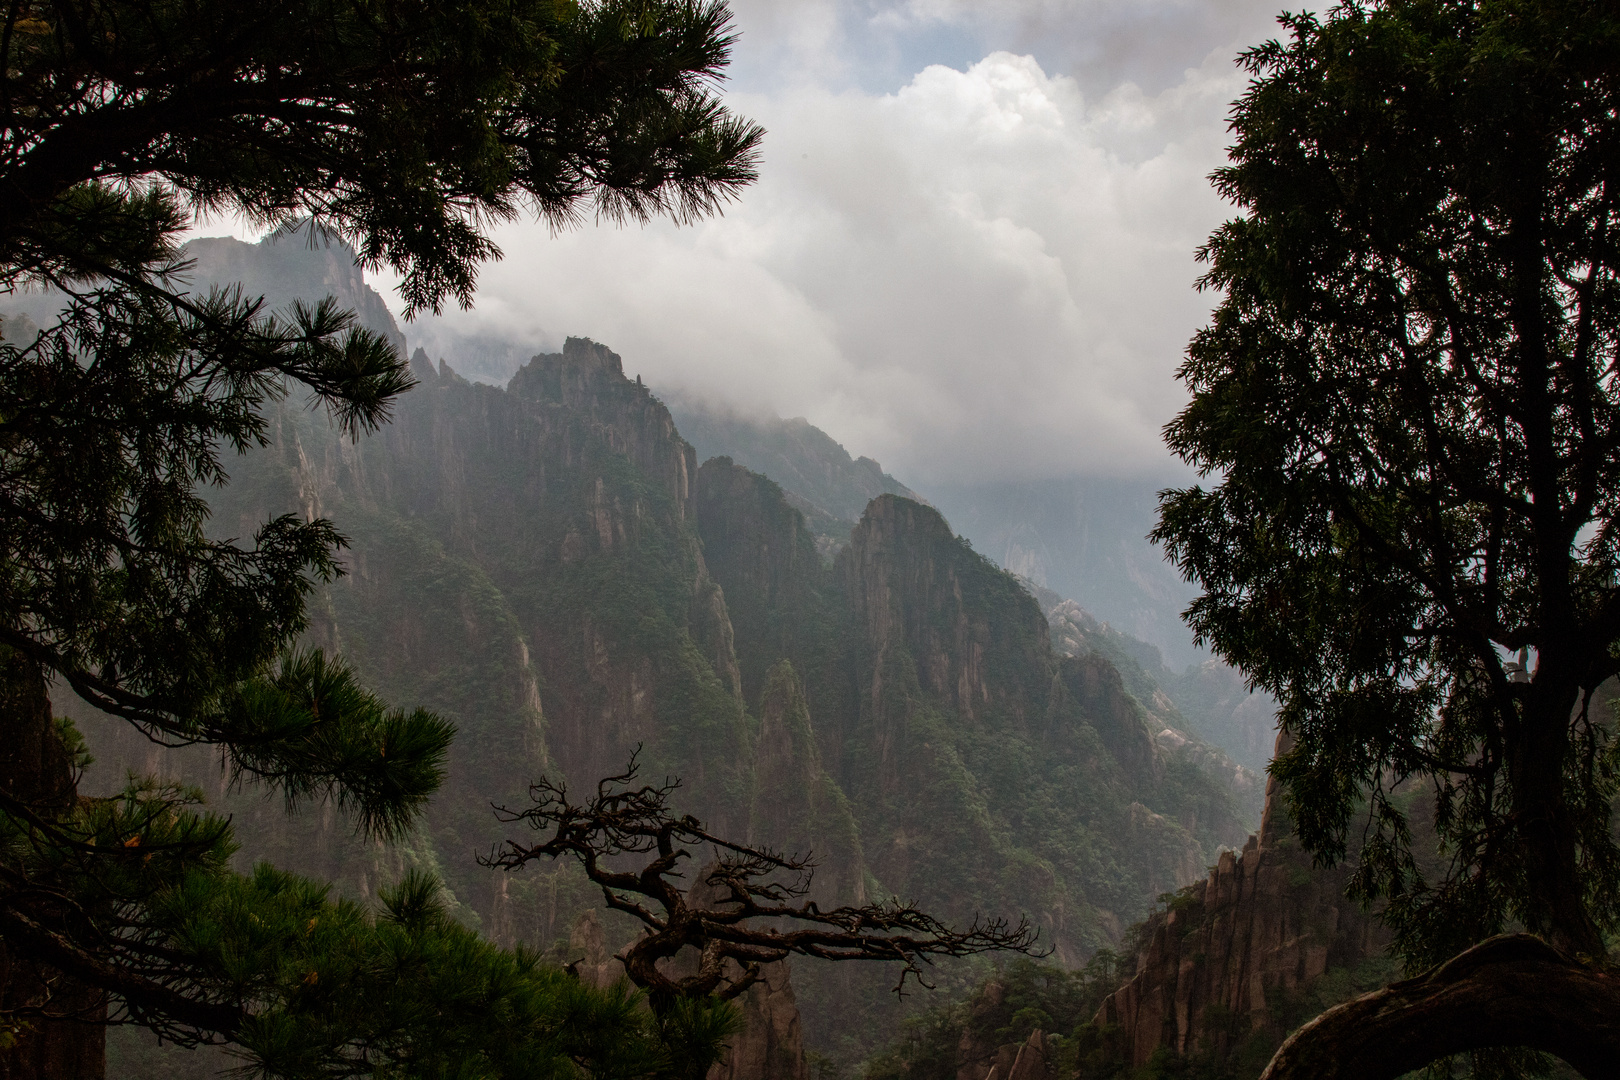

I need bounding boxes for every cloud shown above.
[384,39,1247,487]
[726,0,1288,96]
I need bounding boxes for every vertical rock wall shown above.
[708,961,809,1080]
[1093,733,1389,1067]
[749,662,868,906]
[840,495,1052,728]
[951,983,1053,1080]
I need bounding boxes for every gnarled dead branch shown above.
[484,753,1041,1011]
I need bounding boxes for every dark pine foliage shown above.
[1152,1,1620,1076]
[0,0,762,1074]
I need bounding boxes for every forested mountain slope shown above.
[858,752,1395,1080]
[671,401,922,553]
[665,405,1278,781]
[61,235,1253,1069]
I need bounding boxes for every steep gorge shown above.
[693,460,1250,957]
[61,235,1259,1073]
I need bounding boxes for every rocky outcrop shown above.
[185,230,407,358]
[695,458,828,707]
[62,231,1276,1073]
[1052,652,1158,787]
[710,960,808,1080]
[80,333,754,923]
[352,337,752,833]
[749,662,867,906]
[951,982,1052,1080]
[1038,584,1277,794]
[1093,734,1388,1067]
[1039,587,1264,818]
[840,495,1051,727]
[504,338,699,523]
[670,403,921,541]
[963,1031,1051,1080]
[565,910,626,991]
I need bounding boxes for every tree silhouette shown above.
[486,754,1042,1013]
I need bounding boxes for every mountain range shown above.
[8,230,1280,1075]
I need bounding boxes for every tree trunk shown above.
[0,649,106,1080]
[1258,935,1619,1080]
[1509,678,1605,957]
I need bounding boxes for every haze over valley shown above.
[6,0,1614,1077]
[5,229,1278,1073]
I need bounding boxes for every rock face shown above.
[415,339,741,818]
[749,662,868,906]
[1051,651,1159,788]
[185,231,407,358]
[709,961,808,1080]
[919,477,1202,670]
[965,1030,1051,1080]
[1037,584,1266,820]
[951,983,1052,1080]
[694,465,1246,960]
[998,1030,1052,1080]
[77,323,1245,988]
[671,403,922,549]
[566,910,627,991]
[840,495,1052,728]
[695,457,827,708]
[815,494,1244,950]
[1093,733,1389,1067]
[77,335,755,934]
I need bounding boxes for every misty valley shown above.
[6,233,1395,1080]
[2,4,1614,1075]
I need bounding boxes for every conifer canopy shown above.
[1154,1,1620,1074]
[0,0,762,1074]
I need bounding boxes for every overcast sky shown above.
[379,0,1292,488]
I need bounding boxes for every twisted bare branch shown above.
[484,752,1042,1009]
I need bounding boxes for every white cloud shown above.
[729,0,1287,97]
[383,39,1246,487]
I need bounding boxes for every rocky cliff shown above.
[922,478,1202,671]
[695,468,1249,963]
[80,335,757,941]
[959,1027,1053,1080]
[183,230,407,358]
[842,495,1052,729]
[1039,588,1265,822]
[671,401,921,552]
[749,662,869,906]
[695,457,831,708]
[1092,733,1390,1071]
[827,494,1221,940]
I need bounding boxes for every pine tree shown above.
[0,0,762,1074]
